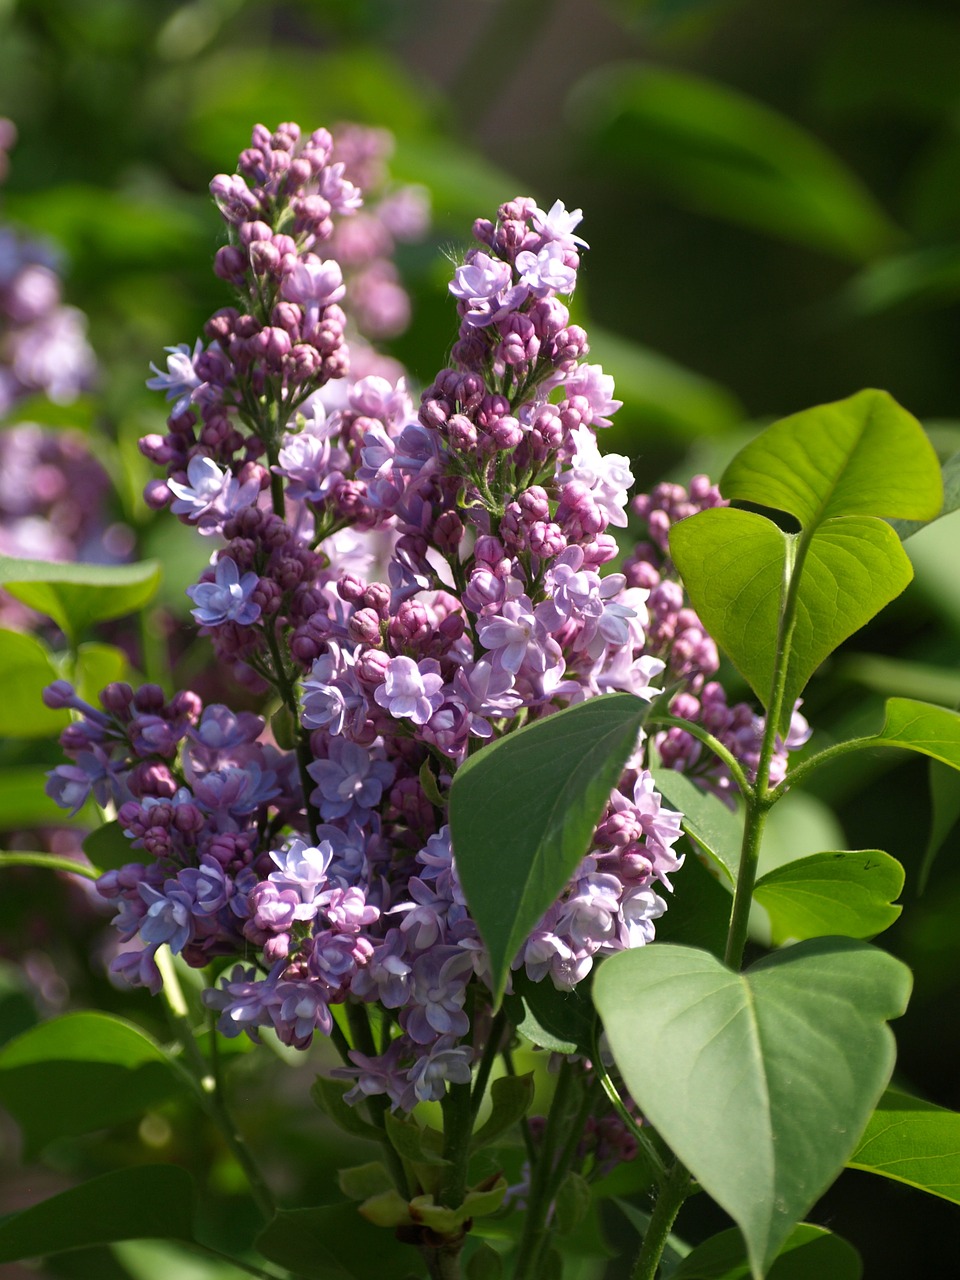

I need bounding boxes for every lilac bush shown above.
[0,104,955,1280]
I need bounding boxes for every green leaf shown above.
[920,761,960,891]
[593,939,910,1279]
[448,692,649,1006]
[0,1012,187,1159]
[672,390,940,730]
[671,508,913,730]
[255,1205,417,1280]
[383,1111,449,1167]
[470,1073,535,1151]
[652,848,731,959]
[0,630,67,737]
[73,641,132,704]
[753,850,904,944]
[721,389,941,528]
[0,1166,196,1261]
[872,697,960,770]
[651,767,742,885]
[849,1087,960,1204]
[554,1170,591,1236]
[571,65,901,261]
[310,1076,382,1142]
[672,1223,861,1279]
[508,970,597,1057]
[82,820,135,873]
[337,1162,395,1202]
[465,1241,503,1280]
[0,556,161,644]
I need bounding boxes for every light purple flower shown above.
[374,656,444,725]
[531,199,589,249]
[267,838,334,920]
[146,339,205,417]
[476,595,544,675]
[515,242,578,297]
[307,739,395,821]
[187,557,262,627]
[407,1037,473,1103]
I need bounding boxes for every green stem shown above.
[502,1045,537,1166]
[592,1034,665,1181]
[772,735,877,799]
[511,1059,578,1280]
[646,714,752,797]
[630,1159,691,1280]
[155,950,276,1222]
[439,1080,474,1208]
[263,624,321,841]
[0,851,100,880]
[470,1009,505,1120]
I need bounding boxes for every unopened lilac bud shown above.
[248,240,281,276]
[419,398,448,431]
[473,217,496,247]
[271,301,302,336]
[214,245,247,284]
[581,534,619,566]
[389,600,430,647]
[447,414,477,452]
[362,582,391,617]
[133,684,166,713]
[144,480,171,510]
[349,607,383,646]
[528,522,566,557]
[138,433,172,464]
[129,762,178,798]
[519,486,550,522]
[474,535,504,565]
[337,573,366,603]
[205,307,240,343]
[287,344,323,382]
[43,680,76,710]
[356,647,391,686]
[529,297,569,338]
[239,220,273,246]
[551,324,588,367]
[100,682,134,715]
[434,511,464,553]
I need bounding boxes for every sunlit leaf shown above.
[570,65,900,261]
[0,630,67,737]
[0,556,161,644]
[849,1088,960,1204]
[0,1166,196,1262]
[871,698,960,770]
[672,391,940,730]
[889,451,960,540]
[754,850,903,944]
[449,692,649,1006]
[0,1012,188,1159]
[594,939,910,1278]
[73,641,132,705]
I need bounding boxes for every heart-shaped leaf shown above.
[0,1165,196,1262]
[753,849,904,943]
[672,1223,861,1279]
[449,692,649,1006]
[593,938,910,1278]
[671,391,941,732]
[0,1012,187,1158]
[721,389,940,528]
[872,697,960,769]
[671,509,912,729]
[0,555,161,644]
[849,1087,960,1203]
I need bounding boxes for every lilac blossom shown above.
[146,340,206,417]
[373,655,444,724]
[307,739,395,821]
[167,455,259,530]
[187,557,261,626]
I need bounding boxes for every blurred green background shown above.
[1,0,959,1275]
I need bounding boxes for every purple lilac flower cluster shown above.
[0,120,96,417]
[45,123,810,1120]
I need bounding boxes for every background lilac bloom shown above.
[187,557,261,626]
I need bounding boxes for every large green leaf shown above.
[870,697,960,770]
[671,391,941,731]
[671,1223,861,1279]
[571,65,900,261]
[0,1012,188,1159]
[0,1165,196,1261]
[593,939,910,1279]
[0,556,161,644]
[721,390,940,527]
[0,629,67,737]
[753,850,903,944]
[255,1205,417,1280]
[448,693,649,1006]
[849,1088,960,1203]
[671,509,912,730]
